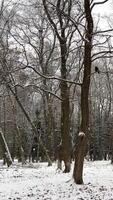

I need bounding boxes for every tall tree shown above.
[73,0,93,184]
[73,0,110,184]
[42,0,73,172]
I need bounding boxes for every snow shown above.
[0,160,113,199]
[78,132,85,137]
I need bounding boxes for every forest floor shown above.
[0,160,113,200]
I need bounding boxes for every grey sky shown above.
[93,0,112,16]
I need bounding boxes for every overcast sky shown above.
[92,0,113,30]
[93,0,112,16]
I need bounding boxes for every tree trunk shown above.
[73,132,86,184]
[0,128,13,167]
[73,0,93,184]
[59,35,71,172]
[15,125,25,165]
[42,0,72,172]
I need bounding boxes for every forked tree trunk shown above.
[73,0,93,184]
[0,128,13,167]
[42,0,72,172]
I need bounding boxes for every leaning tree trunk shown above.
[10,100,26,165]
[73,0,93,184]
[0,128,13,167]
[6,84,52,166]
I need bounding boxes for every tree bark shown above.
[73,0,93,184]
[42,0,72,172]
[60,38,71,172]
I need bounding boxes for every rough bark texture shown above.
[73,0,93,184]
[73,133,86,184]
[59,34,71,172]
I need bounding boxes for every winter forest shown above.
[0,0,113,199]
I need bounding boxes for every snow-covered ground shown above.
[0,160,113,200]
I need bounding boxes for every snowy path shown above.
[0,161,113,200]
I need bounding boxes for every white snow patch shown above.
[0,160,113,199]
[79,132,85,137]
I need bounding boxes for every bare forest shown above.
[0,0,113,192]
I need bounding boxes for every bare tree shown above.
[73,0,111,184]
[42,0,77,172]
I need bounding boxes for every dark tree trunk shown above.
[42,0,72,172]
[39,27,55,162]
[59,38,71,172]
[73,0,93,184]
[73,132,86,184]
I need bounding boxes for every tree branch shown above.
[22,65,82,86]
[24,84,62,101]
[42,0,61,41]
[91,0,109,10]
